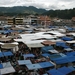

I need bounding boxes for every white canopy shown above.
[1,67,15,75]
[66,40,75,43]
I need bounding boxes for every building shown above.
[15,17,23,25]
[23,15,38,25]
[0,16,7,25]
[38,16,51,26]
[7,17,14,25]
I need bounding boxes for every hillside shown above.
[0,6,47,16]
[42,8,75,19]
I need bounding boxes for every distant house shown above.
[7,17,14,25]
[23,15,38,25]
[0,16,7,25]
[15,17,23,25]
[72,17,75,22]
[38,16,51,26]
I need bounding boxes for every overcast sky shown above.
[0,0,75,10]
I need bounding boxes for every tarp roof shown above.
[64,48,73,51]
[41,46,54,52]
[23,54,35,58]
[3,62,12,68]
[48,50,59,53]
[26,43,44,48]
[57,66,73,75]
[47,69,65,75]
[0,52,4,57]
[56,42,70,48]
[1,44,17,49]
[3,51,13,56]
[66,40,75,43]
[41,53,50,57]
[0,38,11,42]
[41,40,56,45]
[38,62,54,68]
[66,51,75,56]
[61,36,73,41]
[68,66,75,71]
[26,64,42,70]
[0,64,3,69]
[53,56,75,64]
[1,67,15,75]
[18,60,32,65]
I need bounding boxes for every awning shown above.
[0,64,3,69]
[64,48,73,51]
[3,51,13,56]
[41,46,54,52]
[66,51,75,56]
[39,62,54,68]
[41,53,50,57]
[18,60,32,65]
[0,38,11,42]
[2,62,12,68]
[0,52,4,57]
[66,40,75,43]
[41,40,56,45]
[1,44,16,49]
[47,69,64,75]
[1,67,15,75]
[26,64,42,70]
[58,66,73,75]
[23,54,35,58]
[61,37,73,41]
[48,50,59,53]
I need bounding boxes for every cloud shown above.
[0,0,75,10]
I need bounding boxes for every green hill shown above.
[0,6,47,16]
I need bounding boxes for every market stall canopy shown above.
[0,38,11,42]
[38,61,54,68]
[41,40,56,45]
[0,52,4,57]
[0,67,15,75]
[66,40,75,43]
[26,64,42,70]
[23,54,35,58]
[57,66,73,75]
[3,51,13,56]
[1,43,17,49]
[47,69,64,75]
[0,64,3,69]
[61,36,73,41]
[18,60,32,65]
[24,40,45,48]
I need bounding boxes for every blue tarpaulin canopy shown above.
[18,60,32,65]
[3,51,13,56]
[49,53,66,60]
[66,51,75,56]
[39,62,54,68]
[68,56,75,62]
[58,66,73,75]
[0,64,3,69]
[0,52,4,57]
[61,36,73,41]
[41,46,54,52]
[26,63,42,70]
[68,66,75,71]
[47,69,65,75]
[53,56,75,64]
[56,42,70,48]
[41,53,50,57]
[23,54,35,58]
